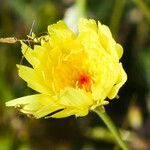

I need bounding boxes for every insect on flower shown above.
[6,18,127,118]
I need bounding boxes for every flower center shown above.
[77,74,92,91]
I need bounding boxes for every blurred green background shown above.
[0,0,150,149]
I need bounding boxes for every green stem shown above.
[75,0,87,17]
[93,107,129,150]
[110,0,125,38]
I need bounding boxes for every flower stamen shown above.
[77,74,92,91]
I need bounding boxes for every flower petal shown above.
[44,87,93,118]
[17,65,51,95]
[115,43,123,59]
[49,108,77,118]
[58,87,93,108]
[49,107,89,118]
[48,21,75,50]
[78,18,97,33]
[108,63,127,99]
[98,22,112,39]
[21,42,51,69]
[98,22,120,60]
[6,94,64,118]
[21,42,39,67]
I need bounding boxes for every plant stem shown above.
[93,107,129,150]
[75,0,87,17]
[110,0,125,38]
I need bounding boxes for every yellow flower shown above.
[6,18,127,118]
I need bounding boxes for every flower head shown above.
[6,18,127,118]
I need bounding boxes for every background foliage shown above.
[0,0,150,149]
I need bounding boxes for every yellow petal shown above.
[34,104,65,119]
[78,18,97,33]
[21,41,39,67]
[33,45,47,59]
[6,94,64,118]
[48,20,75,37]
[17,65,51,95]
[77,19,106,61]
[115,43,123,59]
[45,87,93,118]
[98,22,123,60]
[58,87,93,108]
[21,42,51,69]
[48,21,75,49]
[49,108,77,118]
[108,63,127,99]
[50,107,89,118]
[98,21,112,39]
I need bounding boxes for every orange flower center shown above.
[78,74,92,91]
